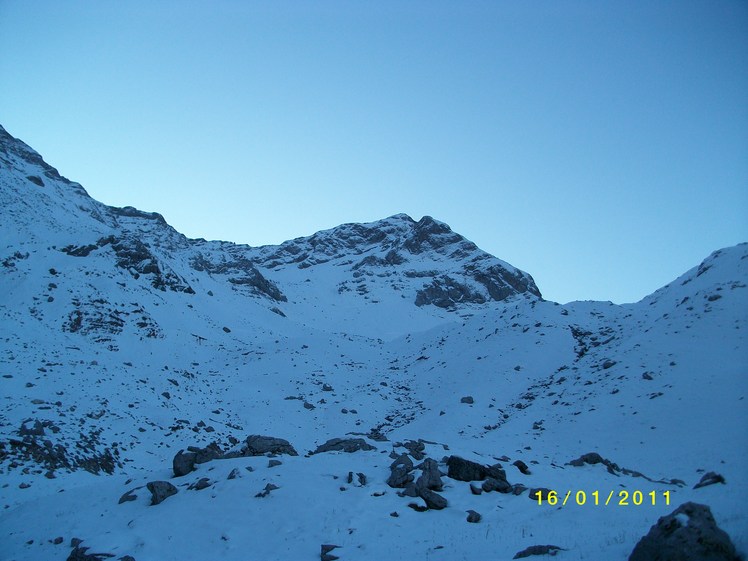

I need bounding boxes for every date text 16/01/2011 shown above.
[535,490,671,507]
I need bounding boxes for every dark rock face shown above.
[5,422,120,476]
[414,261,541,309]
[146,481,178,505]
[242,435,298,456]
[313,438,376,454]
[189,250,286,302]
[513,545,564,559]
[172,450,197,477]
[63,235,195,294]
[629,502,739,561]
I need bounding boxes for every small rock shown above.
[66,545,115,561]
[268,459,282,468]
[227,468,241,480]
[693,471,726,489]
[466,510,482,523]
[321,544,340,561]
[118,489,138,504]
[513,460,531,475]
[460,396,474,404]
[189,477,211,491]
[470,483,483,495]
[255,483,279,498]
[513,545,564,558]
[529,488,554,502]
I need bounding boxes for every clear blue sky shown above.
[1,1,746,304]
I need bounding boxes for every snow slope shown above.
[0,124,746,560]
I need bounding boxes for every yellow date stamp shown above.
[534,489,671,507]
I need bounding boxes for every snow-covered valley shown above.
[1,124,745,560]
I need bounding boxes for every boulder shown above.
[446,455,505,482]
[243,435,298,456]
[146,481,178,505]
[390,453,414,471]
[187,442,223,464]
[416,458,444,492]
[418,488,448,510]
[568,452,605,467]
[466,510,482,523]
[387,466,413,488]
[313,438,376,454]
[403,440,426,460]
[482,477,512,493]
[629,502,739,561]
[172,450,197,477]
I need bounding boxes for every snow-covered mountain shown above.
[1,124,745,561]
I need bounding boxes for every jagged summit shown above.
[0,124,541,323]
